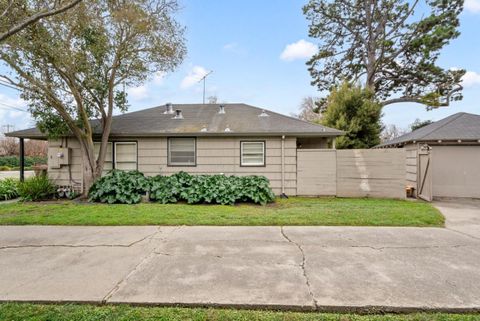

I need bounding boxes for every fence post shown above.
[19,138,24,182]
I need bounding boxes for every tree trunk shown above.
[78,137,98,197]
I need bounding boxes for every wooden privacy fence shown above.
[297,149,406,199]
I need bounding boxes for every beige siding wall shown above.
[404,143,418,196]
[297,149,336,196]
[47,138,83,190]
[137,136,297,195]
[336,149,406,199]
[47,136,297,195]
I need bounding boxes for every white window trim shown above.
[241,141,265,166]
[168,137,197,166]
[93,142,113,162]
[114,142,137,170]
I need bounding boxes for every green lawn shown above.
[0,304,477,321]
[0,197,443,226]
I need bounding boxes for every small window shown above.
[115,142,137,171]
[94,142,113,175]
[241,141,265,166]
[168,138,196,166]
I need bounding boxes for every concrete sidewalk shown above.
[0,200,479,312]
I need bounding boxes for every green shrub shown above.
[0,178,19,200]
[88,170,150,204]
[149,172,275,205]
[0,165,11,171]
[0,156,47,168]
[18,175,56,201]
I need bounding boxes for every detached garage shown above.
[378,112,480,201]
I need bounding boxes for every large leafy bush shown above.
[89,170,150,204]
[0,178,19,200]
[18,175,56,201]
[149,172,275,205]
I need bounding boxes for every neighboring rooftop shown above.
[377,112,480,148]
[6,103,344,139]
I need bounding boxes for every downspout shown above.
[280,135,288,198]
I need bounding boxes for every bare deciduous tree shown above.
[381,124,407,143]
[293,96,323,123]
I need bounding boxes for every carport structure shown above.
[377,112,480,201]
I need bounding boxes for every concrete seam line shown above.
[102,226,184,303]
[445,227,480,241]
[280,226,318,310]
[101,227,167,303]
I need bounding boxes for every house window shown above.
[241,141,265,166]
[93,142,113,175]
[168,138,196,166]
[114,142,137,171]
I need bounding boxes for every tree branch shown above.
[0,0,82,42]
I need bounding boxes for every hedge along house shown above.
[7,103,343,196]
[377,112,480,201]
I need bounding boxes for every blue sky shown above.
[1,0,480,132]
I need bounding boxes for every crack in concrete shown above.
[0,230,159,251]
[280,227,318,309]
[102,226,183,303]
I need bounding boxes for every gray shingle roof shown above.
[377,112,480,147]
[7,103,344,139]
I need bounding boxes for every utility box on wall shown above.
[48,147,71,169]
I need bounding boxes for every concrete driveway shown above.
[0,200,479,312]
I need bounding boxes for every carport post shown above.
[19,138,24,182]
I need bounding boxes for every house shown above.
[377,112,480,200]
[6,103,343,195]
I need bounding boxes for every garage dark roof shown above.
[377,112,480,147]
[6,103,344,139]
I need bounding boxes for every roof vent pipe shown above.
[224,125,231,132]
[164,103,174,114]
[218,105,225,114]
[258,109,269,117]
[201,125,208,132]
[172,109,183,119]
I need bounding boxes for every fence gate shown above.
[417,144,433,202]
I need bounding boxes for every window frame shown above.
[114,141,138,171]
[93,141,114,173]
[167,137,197,167]
[240,140,266,167]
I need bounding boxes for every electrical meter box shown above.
[48,147,71,169]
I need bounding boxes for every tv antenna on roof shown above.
[198,70,213,104]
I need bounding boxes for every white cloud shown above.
[462,71,480,88]
[127,85,148,100]
[280,39,317,61]
[465,0,480,13]
[181,66,209,89]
